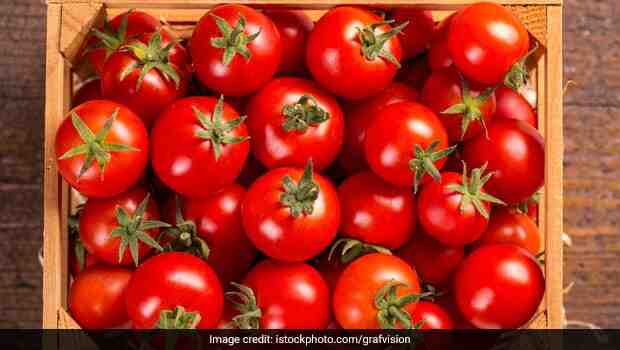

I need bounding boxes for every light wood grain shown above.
[60,3,104,63]
[50,0,563,6]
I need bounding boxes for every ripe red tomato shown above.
[72,79,102,107]
[228,260,330,329]
[333,253,421,329]
[151,96,250,198]
[462,118,544,205]
[190,4,282,96]
[454,244,545,329]
[242,162,340,262]
[55,100,148,198]
[125,252,224,329]
[421,67,496,142]
[306,6,404,100]
[428,14,454,71]
[246,77,344,171]
[264,10,313,74]
[495,86,538,127]
[338,82,418,175]
[448,2,530,85]
[395,55,430,91]
[69,266,132,329]
[410,301,454,329]
[476,207,540,255]
[364,101,453,191]
[339,171,416,249]
[391,9,435,60]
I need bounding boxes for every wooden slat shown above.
[50,0,563,6]
[60,3,104,63]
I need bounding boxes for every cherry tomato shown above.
[69,266,132,329]
[190,4,282,96]
[411,301,454,329]
[246,77,344,171]
[264,10,314,74]
[125,252,224,329]
[395,55,430,91]
[151,96,250,198]
[476,207,540,255]
[462,118,544,205]
[428,14,454,71]
[55,100,149,198]
[242,162,340,262]
[72,79,102,107]
[495,86,537,127]
[454,244,545,329]
[307,6,404,100]
[391,9,435,60]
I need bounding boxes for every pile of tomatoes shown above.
[59,2,546,331]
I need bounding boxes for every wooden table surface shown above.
[1,0,618,328]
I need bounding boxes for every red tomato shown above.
[80,186,168,266]
[397,231,464,286]
[228,260,330,329]
[242,162,340,262]
[395,55,430,91]
[55,100,149,198]
[264,10,314,74]
[69,266,132,329]
[391,9,435,60]
[306,6,404,100]
[495,86,538,127]
[246,77,344,171]
[364,101,453,191]
[125,252,224,329]
[454,244,545,329]
[339,171,416,249]
[190,4,282,96]
[338,82,418,175]
[448,2,530,85]
[151,96,250,198]
[476,207,540,255]
[333,253,421,329]
[411,301,454,329]
[462,118,544,205]
[72,79,102,107]
[421,67,496,141]
[428,14,454,71]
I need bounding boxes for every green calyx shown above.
[210,13,261,66]
[281,95,330,133]
[408,141,457,194]
[156,306,202,329]
[280,160,319,218]
[194,96,249,161]
[504,43,539,91]
[58,109,139,180]
[445,163,506,220]
[226,282,262,329]
[110,194,170,266]
[88,12,130,59]
[328,238,392,264]
[375,280,430,329]
[516,191,541,215]
[441,76,494,140]
[159,195,211,260]
[357,20,408,68]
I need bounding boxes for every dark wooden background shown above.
[0,0,618,328]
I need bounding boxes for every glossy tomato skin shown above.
[242,260,330,329]
[448,2,530,85]
[495,86,537,127]
[242,167,340,262]
[333,253,421,329]
[151,97,250,198]
[69,266,132,329]
[55,100,149,198]
[190,4,282,96]
[72,79,102,107]
[391,9,434,60]
[462,119,544,205]
[428,14,454,71]
[411,301,454,330]
[246,77,344,171]
[306,7,403,100]
[264,10,314,75]
[125,252,224,329]
[476,207,540,255]
[454,244,545,329]
[339,171,416,249]
[365,101,450,188]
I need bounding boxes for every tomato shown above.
[454,244,545,329]
[102,29,189,127]
[151,96,250,198]
[333,253,422,329]
[306,6,405,100]
[391,9,435,60]
[476,207,540,255]
[190,4,282,96]
[495,86,537,127]
[264,10,313,74]
[69,266,132,329]
[364,101,453,192]
[70,238,102,277]
[448,2,530,85]
[246,77,344,171]
[55,100,148,198]
[242,162,340,262]
[72,79,102,107]
[411,301,454,330]
[228,260,330,329]
[315,252,348,294]
[397,230,464,286]
[395,55,430,91]
[338,82,418,174]
[421,67,496,142]
[428,14,453,71]
[462,118,544,205]
[125,252,224,329]
[339,171,416,249]
[80,186,169,266]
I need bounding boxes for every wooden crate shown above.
[43,0,564,330]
